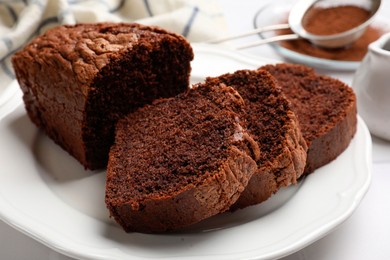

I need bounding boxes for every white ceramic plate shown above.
[0,44,372,260]
[253,0,390,71]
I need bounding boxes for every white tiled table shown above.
[1,0,390,259]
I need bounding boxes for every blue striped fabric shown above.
[110,0,126,13]
[182,6,199,38]
[1,38,13,52]
[0,55,16,80]
[143,0,153,17]
[30,0,46,9]
[4,4,18,23]
[35,17,60,34]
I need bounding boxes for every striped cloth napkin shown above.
[0,0,227,99]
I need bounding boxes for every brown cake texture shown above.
[11,23,194,170]
[106,83,260,233]
[261,64,357,175]
[204,70,308,210]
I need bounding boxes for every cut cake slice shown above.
[204,69,308,210]
[106,83,260,233]
[261,63,357,175]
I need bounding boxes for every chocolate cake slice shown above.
[106,83,260,233]
[261,63,357,174]
[204,69,308,210]
[12,23,194,170]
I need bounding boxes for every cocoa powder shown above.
[276,5,387,61]
[303,6,370,35]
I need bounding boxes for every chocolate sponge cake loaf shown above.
[12,23,193,170]
[204,70,308,210]
[106,83,260,233]
[261,64,357,175]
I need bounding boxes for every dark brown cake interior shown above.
[261,64,353,142]
[107,84,246,204]
[84,27,193,168]
[106,83,262,232]
[205,70,291,181]
[261,63,357,174]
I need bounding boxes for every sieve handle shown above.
[204,24,291,44]
[235,34,300,50]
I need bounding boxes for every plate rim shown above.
[0,43,372,260]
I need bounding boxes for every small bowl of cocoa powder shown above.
[254,0,390,70]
